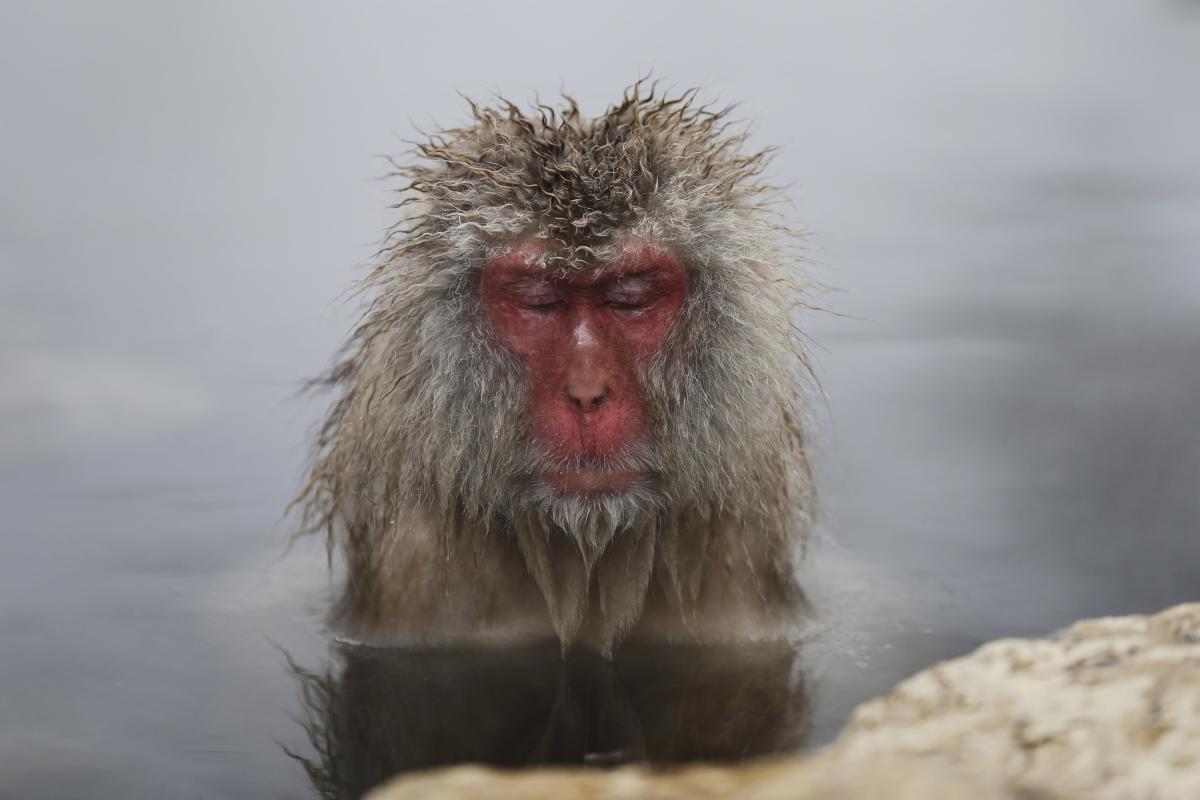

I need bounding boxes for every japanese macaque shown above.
[296,83,815,656]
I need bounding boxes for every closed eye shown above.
[522,299,565,312]
[508,280,564,312]
[604,274,662,311]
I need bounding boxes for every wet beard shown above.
[509,474,665,655]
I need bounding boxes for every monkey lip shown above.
[545,467,642,495]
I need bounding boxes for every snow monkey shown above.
[296,83,815,657]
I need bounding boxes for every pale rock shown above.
[831,602,1200,799]
[364,758,1007,800]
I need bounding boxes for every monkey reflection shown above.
[286,643,809,799]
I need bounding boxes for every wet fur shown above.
[295,82,816,655]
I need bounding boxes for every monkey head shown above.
[298,84,814,652]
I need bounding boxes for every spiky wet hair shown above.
[298,82,815,650]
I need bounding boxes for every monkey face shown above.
[482,238,687,499]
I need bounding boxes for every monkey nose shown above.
[566,372,611,413]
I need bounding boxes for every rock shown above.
[366,603,1200,800]
[363,758,1009,800]
[830,602,1200,799]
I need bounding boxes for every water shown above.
[2,2,1198,798]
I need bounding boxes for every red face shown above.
[481,239,687,496]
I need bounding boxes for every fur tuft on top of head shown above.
[295,80,816,653]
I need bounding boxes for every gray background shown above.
[2,2,1198,798]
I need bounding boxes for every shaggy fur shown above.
[296,82,815,656]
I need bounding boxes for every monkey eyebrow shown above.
[603,274,667,302]
[610,273,655,288]
[504,277,560,299]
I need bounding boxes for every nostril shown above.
[567,385,610,413]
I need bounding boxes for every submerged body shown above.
[298,84,815,655]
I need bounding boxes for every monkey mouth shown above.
[545,466,643,496]
[533,449,656,497]
[529,445,658,498]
